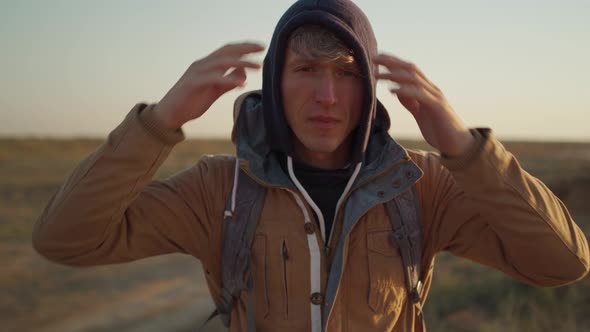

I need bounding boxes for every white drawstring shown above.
[288,190,322,332]
[327,162,361,244]
[287,156,328,242]
[286,156,362,245]
[224,157,241,218]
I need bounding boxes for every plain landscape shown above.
[1,137,589,332]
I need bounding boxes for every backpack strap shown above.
[199,158,266,332]
[385,187,426,330]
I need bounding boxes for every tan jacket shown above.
[33,103,589,332]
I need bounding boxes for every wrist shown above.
[441,130,476,158]
[440,128,488,171]
[137,104,185,145]
[153,104,182,130]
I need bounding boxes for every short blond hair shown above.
[287,24,354,64]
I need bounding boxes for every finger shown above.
[374,54,438,90]
[212,42,266,57]
[398,95,421,115]
[373,53,410,68]
[390,85,438,108]
[208,58,262,72]
[373,54,415,75]
[188,70,244,90]
[208,75,248,92]
[188,58,260,81]
[225,67,247,87]
[213,67,251,87]
[376,70,419,85]
[376,71,440,97]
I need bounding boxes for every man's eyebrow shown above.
[287,56,318,66]
[287,56,358,70]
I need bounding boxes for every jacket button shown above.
[406,170,414,179]
[392,179,401,188]
[310,292,324,305]
[304,222,316,234]
[377,191,385,198]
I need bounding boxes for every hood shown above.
[232,90,413,190]
[262,0,391,165]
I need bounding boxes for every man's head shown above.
[281,25,363,168]
[262,0,389,167]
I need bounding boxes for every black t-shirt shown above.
[282,156,352,241]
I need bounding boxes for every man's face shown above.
[281,47,363,168]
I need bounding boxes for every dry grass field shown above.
[1,137,589,332]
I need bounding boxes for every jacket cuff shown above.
[137,103,185,145]
[440,128,489,171]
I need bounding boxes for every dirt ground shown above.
[1,138,589,332]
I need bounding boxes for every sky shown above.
[1,0,589,142]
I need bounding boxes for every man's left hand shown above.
[373,53,474,157]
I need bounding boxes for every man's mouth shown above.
[308,115,340,129]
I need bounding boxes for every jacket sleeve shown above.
[32,103,229,267]
[416,129,590,287]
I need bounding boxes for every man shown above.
[33,1,589,331]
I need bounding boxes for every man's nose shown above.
[314,73,337,108]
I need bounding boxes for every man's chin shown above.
[295,136,350,157]
[305,143,339,154]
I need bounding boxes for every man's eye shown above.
[297,66,314,72]
[338,70,358,77]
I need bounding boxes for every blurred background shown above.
[1,1,589,331]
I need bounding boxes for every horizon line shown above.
[1,134,589,145]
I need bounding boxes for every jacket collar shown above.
[232,90,420,188]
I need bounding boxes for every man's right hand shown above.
[154,42,265,130]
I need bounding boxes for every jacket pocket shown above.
[252,233,269,318]
[281,239,290,319]
[367,230,406,315]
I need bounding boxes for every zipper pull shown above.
[282,240,289,260]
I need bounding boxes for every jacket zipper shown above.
[282,239,290,318]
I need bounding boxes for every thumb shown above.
[397,95,421,117]
[226,67,247,87]
[211,68,247,99]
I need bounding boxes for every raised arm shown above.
[374,53,589,285]
[32,105,224,266]
[32,42,265,267]
[413,131,589,286]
